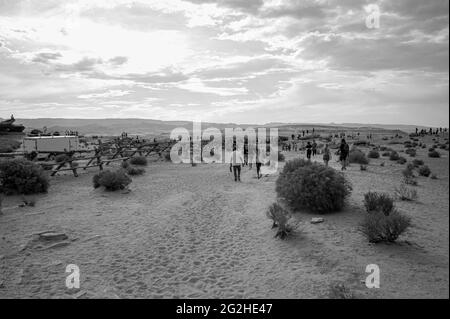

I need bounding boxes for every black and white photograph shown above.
[0,0,449,305]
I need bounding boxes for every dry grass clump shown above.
[395,183,418,201]
[361,191,411,243]
[418,165,431,177]
[389,151,400,161]
[93,169,132,191]
[130,156,148,166]
[367,149,380,159]
[349,148,369,164]
[363,192,394,215]
[428,150,440,158]
[266,202,298,239]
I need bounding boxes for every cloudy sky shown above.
[0,0,448,126]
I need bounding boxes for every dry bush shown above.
[0,138,21,153]
[266,202,297,239]
[397,157,407,164]
[363,192,394,215]
[367,150,380,159]
[130,156,148,166]
[360,164,367,171]
[93,169,131,191]
[412,159,424,167]
[126,167,145,176]
[389,151,400,161]
[360,210,411,243]
[395,183,418,201]
[418,165,431,177]
[276,160,352,214]
[431,174,438,180]
[121,161,130,169]
[349,149,369,164]
[329,283,355,299]
[405,148,416,157]
[0,158,49,195]
[428,150,441,158]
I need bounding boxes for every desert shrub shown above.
[266,202,297,239]
[428,147,435,152]
[389,151,400,161]
[0,158,49,195]
[404,176,418,186]
[367,150,380,159]
[121,161,130,169]
[275,161,352,214]
[329,283,355,299]
[55,154,69,163]
[93,170,131,191]
[349,149,369,164]
[380,162,385,167]
[397,157,407,165]
[431,174,438,180]
[164,151,172,162]
[360,164,367,171]
[0,138,21,153]
[126,167,145,176]
[405,148,416,157]
[278,151,285,162]
[360,210,411,243]
[418,165,431,177]
[281,158,311,174]
[363,192,394,215]
[395,184,418,201]
[402,167,414,179]
[130,156,148,166]
[428,150,440,158]
[381,151,390,157]
[412,159,424,167]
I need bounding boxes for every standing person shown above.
[306,141,312,161]
[312,140,317,157]
[255,147,262,179]
[339,139,349,170]
[229,146,244,182]
[323,144,331,166]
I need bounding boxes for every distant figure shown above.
[306,141,312,160]
[339,139,349,170]
[323,144,331,166]
[255,147,262,179]
[312,140,317,157]
[230,146,244,182]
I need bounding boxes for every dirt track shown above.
[0,139,448,298]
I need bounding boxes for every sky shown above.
[0,0,448,126]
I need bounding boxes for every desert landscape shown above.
[0,128,448,299]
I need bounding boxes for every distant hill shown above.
[0,118,426,137]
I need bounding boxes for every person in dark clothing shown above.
[306,141,312,160]
[339,139,349,170]
[312,140,317,157]
[255,148,262,179]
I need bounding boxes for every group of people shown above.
[229,146,262,182]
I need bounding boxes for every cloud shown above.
[31,52,63,64]
[0,0,448,126]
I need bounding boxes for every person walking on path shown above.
[338,139,349,170]
[229,147,244,182]
[323,144,331,166]
[306,141,312,161]
[312,140,317,157]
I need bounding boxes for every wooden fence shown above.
[38,140,175,177]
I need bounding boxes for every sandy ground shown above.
[0,136,448,299]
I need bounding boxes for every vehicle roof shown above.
[24,136,79,139]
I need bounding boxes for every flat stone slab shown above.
[311,217,325,224]
[38,232,68,242]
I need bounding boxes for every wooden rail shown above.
[33,140,176,177]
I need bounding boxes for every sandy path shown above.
[0,138,448,298]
